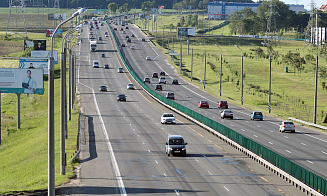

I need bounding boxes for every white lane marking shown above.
[241,129,245,132]
[137,135,140,137]
[303,133,327,143]
[284,136,289,139]
[143,142,145,144]
[301,143,307,146]
[322,151,327,155]
[195,159,199,162]
[246,121,249,123]
[254,135,258,137]
[155,160,158,164]
[269,130,273,132]
[78,61,127,195]
[286,150,292,153]
[230,124,234,126]
[175,190,180,195]
[208,171,213,175]
[307,160,314,164]
[268,142,273,145]
[256,125,261,127]
[164,173,167,177]
[148,150,151,153]
[224,186,230,192]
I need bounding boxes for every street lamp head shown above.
[234,45,238,47]
[72,8,86,17]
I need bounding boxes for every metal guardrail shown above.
[289,117,327,131]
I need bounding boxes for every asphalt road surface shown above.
[58,20,311,196]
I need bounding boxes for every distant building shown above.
[319,4,327,12]
[208,1,305,20]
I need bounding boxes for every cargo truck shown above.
[90,41,97,51]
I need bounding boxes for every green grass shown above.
[148,32,327,124]
[0,31,80,194]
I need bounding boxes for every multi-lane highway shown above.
[110,20,327,181]
[68,20,314,195]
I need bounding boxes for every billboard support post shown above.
[187,36,189,54]
[68,46,72,121]
[17,94,20,130]
[72,53,75,109]
[0,90,1,146]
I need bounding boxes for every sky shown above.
[279,0,323,11]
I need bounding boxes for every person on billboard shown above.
[34,41,45,50]
[22,70,37,94]
[29,63,35,68]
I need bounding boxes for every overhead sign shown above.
[48,14,67,20]
[31,50,58,64]
[46,29,63,38]
[19,58,49,74]
[177,27,196,37]
[0,68,44,94]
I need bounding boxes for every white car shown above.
[161,113,176,124]
[127,83,134,90]
[279,121,295,133]
[105,34,109,37]
[93,60,99,68]
[159,77,166,84]
[118,67,123,73]
[221,110,233,119]
[146,56,151,60]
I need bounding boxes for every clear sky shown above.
[279,0,322,11]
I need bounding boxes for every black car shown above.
[101,53,105,58]
[172,79,179,85]
[143,77,151,83]
[155,84,162,91]
[99,85,107,92]
[142,38,146,41]
[127,38,131,43]
[126,26,129,29]
[152,72,158,78]
[104,64,109,69]
[160,71,166,76]
[117,94,127,101]
[113,28,117,30]
[131,34,135,37]
[166,92,174,100]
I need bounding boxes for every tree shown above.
[108,3,118,14]
[198,1,203,9]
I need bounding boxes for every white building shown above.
[208,1,305,20]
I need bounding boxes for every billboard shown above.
[31,50,58,64]
[0,68,44,94]
[24,40,34,50]
[48,14,67,20]
[33,40,47,50]
[177,27,196,37]
[19,58,49,74]
[46,29,63,38]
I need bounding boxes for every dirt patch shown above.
[0,39,23,56]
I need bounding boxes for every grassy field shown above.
[0,30,80,194]
[135,16,327,125]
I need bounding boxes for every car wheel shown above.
[167,153,170,156]
[260,119,263,121]
[292,130,295,133]
[222,116,224,119]
[231,117,233,119]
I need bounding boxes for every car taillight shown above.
[283,125,285,127]
[293,125,295,128]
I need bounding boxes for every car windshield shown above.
[128,84,133,87]
[163,114,174,117]
[101,86,106,88]
[118,94,125,98]
[169,139,184,145]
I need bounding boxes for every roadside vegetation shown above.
[136,15,327,125]
[0,30,80,194]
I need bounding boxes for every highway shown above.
[109,20,327,181]
[69,21,310,195]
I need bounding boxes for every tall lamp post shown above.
[49,7,85,196]
[268,46,272,113]
[215,44,222,96]
[60,24,82,175]
[200,42,207,89]
[234,45,243,105]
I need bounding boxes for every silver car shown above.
[279,121,295,133]
[127,83,134,90]
[221,110,233,119]
[118,67,123,73]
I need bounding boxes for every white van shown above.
[93,60,99,68]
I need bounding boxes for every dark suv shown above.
[166,92,174,100]
[218,100,228,109]
[165,135,187,157]
[155,84,162,91]
[152,72,158,78]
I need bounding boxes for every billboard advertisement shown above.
[31,50,58,64]
[46,29,63,38]
[177,27,196,37]
[33,40,47,50]
[48,13,67,20]
[0,68,44,94]
[19,58,49,74]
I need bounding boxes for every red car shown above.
[120,28,123,31]
[198,100,209,108]
[126,35,129,38]
[218,100,228,109]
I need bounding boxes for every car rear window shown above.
[254,112,262,115]
[285,122,294,125]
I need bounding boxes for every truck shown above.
[90,41,97,52]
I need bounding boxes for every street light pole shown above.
[215,44,222,96]
[200,42,206,89]
[314,13,318,124]
[268,47,272,113]
[234,45,243,105]
[49,8,85,196]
